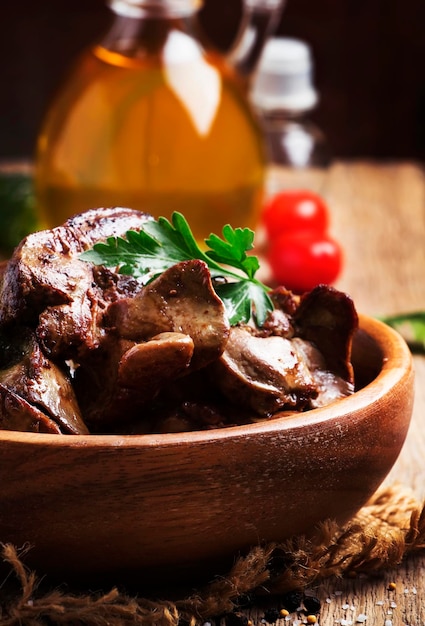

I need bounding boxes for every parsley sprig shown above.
[381,311,425,353]
[80,212,273,326]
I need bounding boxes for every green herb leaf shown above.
[380,311,425,353]
[205,225,259,278]
[80,212,273,326]
[80,230,165,283]
[0,172,40,256]
[215,281,274,326]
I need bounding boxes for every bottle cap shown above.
[250,37,318,112]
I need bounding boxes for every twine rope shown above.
[1,483,425,626]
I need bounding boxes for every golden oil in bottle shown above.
[35,8,266,242]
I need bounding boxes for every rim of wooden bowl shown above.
[0,313,413,447]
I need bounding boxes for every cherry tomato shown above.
[262,190,329,240]
[267,232,343,294]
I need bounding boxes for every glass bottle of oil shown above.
[34,0,269,242]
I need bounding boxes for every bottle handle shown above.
[228,0,286,85]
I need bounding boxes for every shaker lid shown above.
[250,37,318,112]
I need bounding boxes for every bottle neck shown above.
[109,0,202,19]
[102,0,202,59]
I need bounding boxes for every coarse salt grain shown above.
[390,601,397,608]
[384,621,392,626]
[375,601,384,606]
[326,598,332,604]
[356,615,367,623]
[342,604,350,610]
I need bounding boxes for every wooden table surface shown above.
[328,161,425,496]
[265,160,425,626]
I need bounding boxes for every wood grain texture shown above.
[329,162,425,318]
[271,161,425,624]
[324,162,425,497]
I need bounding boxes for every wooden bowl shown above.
[0,315,414,587]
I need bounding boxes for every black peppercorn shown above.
[263,607,281,623]
[303,595,321,615]
[280,590,304,613]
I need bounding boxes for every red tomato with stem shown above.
[267,231,343,294]
[262,190,329,240]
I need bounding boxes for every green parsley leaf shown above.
[80,212,273,326]
[380,311,425,353]
[0,172,40,257]
[215,281,273,326]
[205,225,259,279]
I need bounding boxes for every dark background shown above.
[1,0,425,161]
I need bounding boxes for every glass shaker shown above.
[250,36,331,196]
